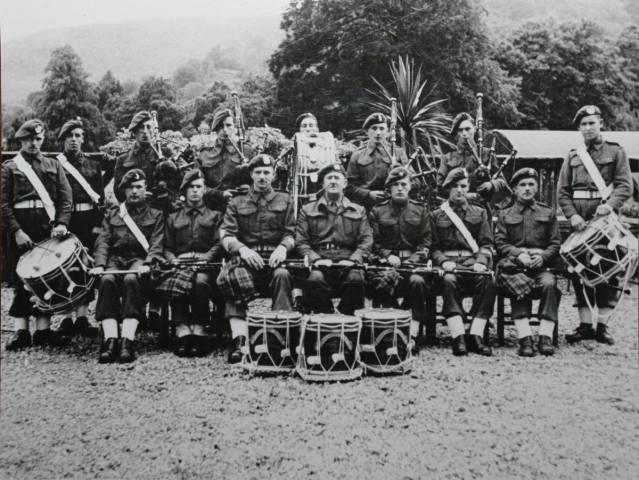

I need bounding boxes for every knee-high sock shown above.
[175,323,192,338]
[470,318,487,337]
[597,308,613,325]
[102,319,119,339]
[514,318,532,339]
[121,318,139,341]
[578,307,593,324]
[410,320,420,338]
[14,317,29,331]
[539,319,555,338]
[35,317,50,330]
[229,318,247,339]
[446,315,465,339]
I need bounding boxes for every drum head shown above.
[306,313,360,325]
[248,311,302,322]
[16,237,79,279]
[355,308,411,321]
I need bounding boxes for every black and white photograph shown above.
[1,0,638,478]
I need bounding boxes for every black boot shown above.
[98,337,119,363]
[452,334,467,356]
[58,317,75,338]
[228,336,246,364]
[596,324,615,345]
[33,329,70,347]
[6,330,31,351]
[566,323,596,344]
[518,336,535,357]
[74,317,99,338]
[190,335,209,357]
[538,335,555,355]
[118,338,136,363]
[175,336,191,357]
[468,334,493,356]
[410,337,420,356]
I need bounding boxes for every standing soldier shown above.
[558,105,632,345]
[368,166,431,350]
[217,154,296,363]
[162,169,224,357]
[495,168,562,356]
[56,118,104,338]
[198,107,251,210]
[296,163,373,316]
[346,113,409,209]
[430,167,496,356]
[295,112,319,135]
[3,119,73,349]
[90,169,164,363]
[437,112,509,207]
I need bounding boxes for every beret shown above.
[510,167,538,187]
[384,166,411,189]
[362,112,389,130]
[15,119,45,139]
[573,105,601,126]
[118,168,146,190]
[442,167,469,191]
[450,112,474,137]
[247,154,275,172]
[295,112,317,131]
[211,108,233,132]
[58,118,83,141]
[179,169,205,193]
[317,162,347,184]
[128,111,152,132]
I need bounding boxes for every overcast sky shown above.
[0,0,290,41]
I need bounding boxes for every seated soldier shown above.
[430,167,496,356]
[162,169,224,357]
[217,154,296,364]
[296,163,373,315]
[495,168,562,356]
[90,169,164,364]
[368,166,431,350]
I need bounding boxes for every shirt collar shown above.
[185,203,207,216]
[249,186,276,203]
[514,199,536,212]
[587,135,604,150]
[317,194,357,211]
[125,202,147,215]
[366,140,389,155]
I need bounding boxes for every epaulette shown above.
[376,199,391,206]
[604,140,620,147]
[409,199,424,206]
[535,201,551,209]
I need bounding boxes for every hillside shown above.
[1,14,283,105]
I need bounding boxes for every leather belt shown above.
[73,203,93,212]
[442,249,473,257]
[317,242,339,250]
[394,249,414,258]
[14,199,44,209]
[251,244,277,252]
[573,190,602,200]
[521,248,545,255]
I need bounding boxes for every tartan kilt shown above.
[216,256,257,304]
[496,258,535,300]
[365,268,402,296]
[153,269,197,299]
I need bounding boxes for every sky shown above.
[0,0,291,41]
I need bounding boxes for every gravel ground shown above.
[1,285,638,480]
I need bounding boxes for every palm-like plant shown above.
[365,55,453,156]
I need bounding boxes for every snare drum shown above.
[241,311,302,373]
[296,314,362,382]
[16,234,95,313]
[560,213,638,288]
[355,308,413,374]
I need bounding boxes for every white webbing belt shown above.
[12,153,56,221]
[57,154,101,203]
[575,145,612,201]
[440,202,479,254]
[119,203,149,252]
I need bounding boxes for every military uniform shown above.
[495,168,562,355]
[93,198,164,323]
[218,185,296,318]
[2,147,73,318]
[369,197,431,323]
[296,188,373,315]
[113,142,165,202]
[346,140,409,208]
[557,130,632,312]
[198,138,251,209]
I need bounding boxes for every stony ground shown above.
[1,284,638,480]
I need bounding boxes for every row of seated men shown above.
[3,105,630,365]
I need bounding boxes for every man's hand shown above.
[89,266,105,275]
[138,265,151,275]
[442,261,456,271]
[369,190,385,201]
[223,190,234,200]
[15,230,34,249]
[239,246,264,270]
[476,181,494,195]
[51,224,68,239]
[570,214,586,231]
[314,259,333,268]
[596,203,613,217]
[528,254,543,269]
[268,245,288,268]
[473,263,487,273]
[517,251,532,267]
[337,259,355,267]
[387,255,401,268]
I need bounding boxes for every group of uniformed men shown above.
[3,104,632,364]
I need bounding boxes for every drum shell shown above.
[245,312,302,370]
[299,314,361,373]
[356,308,412,370]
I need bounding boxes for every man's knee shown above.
[307,270,325,285]
[123,273,140,287]
[272,267,292,282]
[538,272,556,289]
[345,269,364,284]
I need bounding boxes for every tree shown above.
[95,71,123,111]
[34,45,111,148]
[181,81,232,134]
[239,75,277,128]
[496,20,638,130]
[269,0,521,135]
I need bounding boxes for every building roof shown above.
[491,130,639,161]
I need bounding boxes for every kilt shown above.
[216,256,258,304]
[154,268,197,299]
